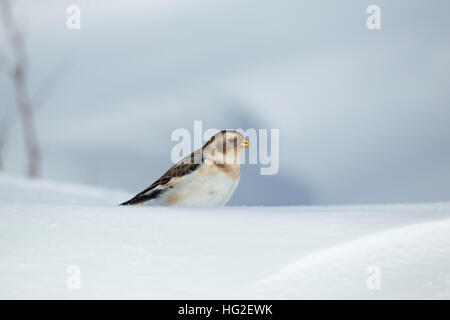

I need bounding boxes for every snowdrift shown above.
[1,175,449,299]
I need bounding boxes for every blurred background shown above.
[0,0,449,206]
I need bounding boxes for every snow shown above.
[1,174,450,299]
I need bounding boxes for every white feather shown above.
[142,161,240,207]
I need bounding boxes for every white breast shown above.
[146,161,241,207]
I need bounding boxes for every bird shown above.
[120,130,250,207]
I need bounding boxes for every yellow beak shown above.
[241,138,250,148]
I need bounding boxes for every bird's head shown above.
[202,130,250,164]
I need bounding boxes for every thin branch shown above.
[0,109,13,171]
[1,0,40,177]
[0,51,7,73]
[32,58,72,111]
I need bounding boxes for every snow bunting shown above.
[120,130,250,207]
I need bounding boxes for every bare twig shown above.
[0,109,12,171]
[1,0,40,177]
[0,50,7,73]
[32,58,72,111]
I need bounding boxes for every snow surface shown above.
[1,174,450,299]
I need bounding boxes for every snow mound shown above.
[0,174,131,206]
[0,175,449,299]
[256,217,450,299]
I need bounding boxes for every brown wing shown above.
[120,153,203,205]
